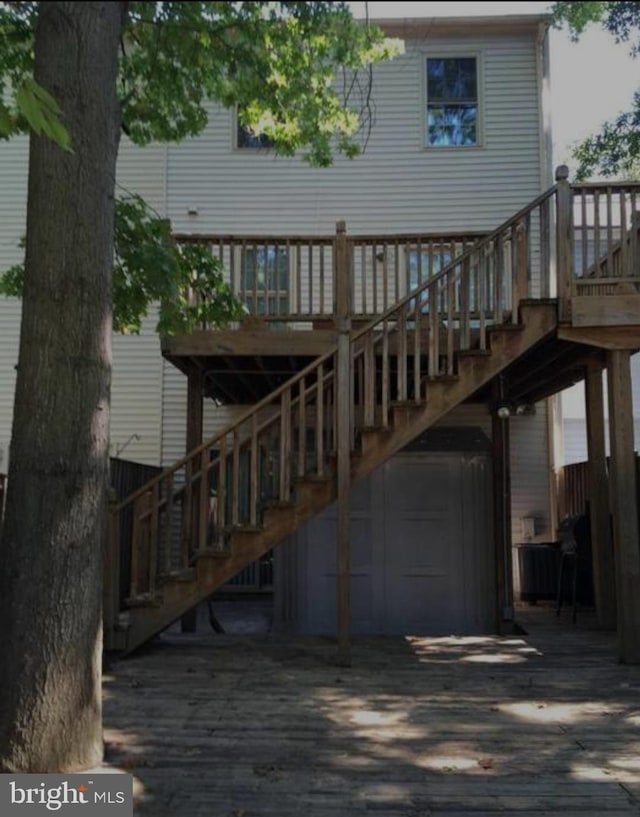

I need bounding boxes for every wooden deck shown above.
[103,606,640,816]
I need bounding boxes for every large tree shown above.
[0,1,397,772]
[554,1,640,178]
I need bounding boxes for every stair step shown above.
[125,592,162,609]
[160,568,196,584]
[263,502,296,526]
[193,547,231,560]
[487,323,524,334]
[457,349,492,358]
[428,374,459,383]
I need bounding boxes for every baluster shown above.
[308,242,313,315]
[232,428,240,526]
[360,242,367,314]
[163,473,174,574]
[199,448,210,551]
[296,242,302,315]
[130,494,144,597]
[428,283,438,377]
[460,256,471,347]
[250,415,258,526]
[217,436,226,545]
[381,320,389,427]
[316,363,324,476]
[319,243,325,315]
[372,243,378,314]
[581,189,588,279]
[446,267,455,374]
[413,304,422,404]
[298,378,307,478]
[229,239,237,300]
[479,250,487,350]
[631,190,639,276]
[149,482,159,592]
[280,390,291,502]
[510,224,519,320]
[493,236,503,323]
[606,186,614,273]
[382,243,388,311]
[540,197,551,297]
[397,304,407,402]
[364,333,375,426]
[594,190,601,276]
[620,190,628,277]
[182,460,194,568]
[394,240,400,304]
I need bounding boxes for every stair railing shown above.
[350,186,558,426]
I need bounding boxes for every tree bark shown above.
[0,2,124,771]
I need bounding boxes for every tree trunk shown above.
[0,2,124,772]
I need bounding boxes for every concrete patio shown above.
[103,604,640,816]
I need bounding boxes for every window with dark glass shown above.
[241,246,289,316]
[426,57,478,147]
[236,109,275,149]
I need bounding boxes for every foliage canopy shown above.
[554,1,640,179]
[0,1,399,333]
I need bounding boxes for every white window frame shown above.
[422,51,484,150]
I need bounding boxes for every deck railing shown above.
[173,230,486,325]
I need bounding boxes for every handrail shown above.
[571,182,640,191]
[352,185,558,342]
[173,230,486,243]
[115,347,337,512]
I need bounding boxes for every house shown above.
[1,14,639,657]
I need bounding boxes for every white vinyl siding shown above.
[0,136,167,468]
[167,34,542,237]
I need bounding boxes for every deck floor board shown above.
[103,607,640,816]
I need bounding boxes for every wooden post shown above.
[555,165,573,321]
[492,381,514,631]
[585,364,616,630]
[606,350,640,663]
[334,220,352,327]
[182,364,204,633]
[335,221,351,666]
[103,489,122,650]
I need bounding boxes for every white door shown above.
[382,454,467,634]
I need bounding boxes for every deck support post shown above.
[585,364,616,630]
[606,350,640,662]
[335,221,352,666]
[555,165,573,321]
[182,363,204,634]
[492,379,514,631]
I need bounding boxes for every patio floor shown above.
[103,604,640,816]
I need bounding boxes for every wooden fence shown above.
[556,455,640,522]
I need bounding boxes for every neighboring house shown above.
[2,14,637,647]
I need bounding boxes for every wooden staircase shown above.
[104,174,640,653]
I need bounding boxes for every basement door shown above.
[275,448,494,636]
[382,454,466,634]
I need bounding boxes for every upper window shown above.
[426,57,479,147]
[241,246,289,316]
[236,108,275,150]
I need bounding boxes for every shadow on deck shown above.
[103,604,640,816]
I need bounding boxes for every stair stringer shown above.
[120,302,558,653]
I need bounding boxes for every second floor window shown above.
[241,246,289,316]
[426,57,479,147]
[236,107,275,150]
